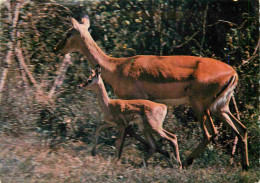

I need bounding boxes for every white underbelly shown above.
[155,97,189,106]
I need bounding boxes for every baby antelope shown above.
[81,65,182,168]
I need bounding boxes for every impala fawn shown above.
[80,65,182,168]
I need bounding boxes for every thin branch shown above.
[0,48,13,104]
[172,19,246,50]
[172,30,201,49]
[0,0,21,104]
[192,39,206,57]
[15,30,52,105]
[48,54,71,99]
[217,20,239,28]
[241,38,260,66]
[41,3,73,15]
[15,32,39,90]
[200,3,208,57]
[16,53,29,92]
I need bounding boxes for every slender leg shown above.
[162,129,182,169]
[142,132,157,166]
[206,110,218,136]
[227,112,248,169]
[92,123,114,156]
[126,126,149,149]
[231,137,238,159]
[126,126,170,158]
[231,95,240,157]
[185,111,217,167]
[215,108,249,170]
[117,127,127,159]
[149,127,182,168]
[115,126,126,159]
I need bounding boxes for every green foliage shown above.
[86,0,207,56]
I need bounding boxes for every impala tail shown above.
[210,73,238,113]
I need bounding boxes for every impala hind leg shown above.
[116,126,146,160]
[141,132,157,167]
[159,129,182,169]
[115,126,126,159]
[125,126,149,149]
[126,126,170,158]
[214,106,249,170]
[92,123,115,156]
[184,110,217,167]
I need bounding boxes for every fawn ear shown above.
[81,15,90,29]
[95,64,101,76]
[70,17,80,30]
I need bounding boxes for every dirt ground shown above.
[0,131,259,183]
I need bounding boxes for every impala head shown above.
[54,16,90,55]
[79,65,102,90]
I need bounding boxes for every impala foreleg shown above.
[92,123,114,156]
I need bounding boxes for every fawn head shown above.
[54,15,90,55]
[79,65,101,90]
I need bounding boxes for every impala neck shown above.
[79,31,116,75]
[95,78,111,116]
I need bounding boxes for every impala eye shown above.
[87,79,92,84]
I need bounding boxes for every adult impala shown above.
[54,16,248,170]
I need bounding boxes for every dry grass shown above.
[0,88,258,182]
[0,132,259,183]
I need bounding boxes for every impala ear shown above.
[95,64,101,76]
[70,17,80,30]
[81,15,90,29]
